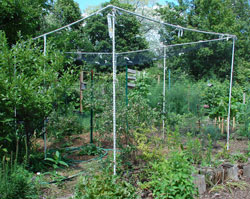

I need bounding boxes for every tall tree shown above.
[0,0,51,45]
[156,0,249,82]
[80,0,149,71]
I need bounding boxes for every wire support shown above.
[65,37,231,57]
[111,5,236,38]
[33,5,236,41]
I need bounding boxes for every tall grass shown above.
[0,158,40,199]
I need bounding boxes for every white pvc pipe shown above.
[227,37,236,150]
[112,9,117,175]
[162,47,166,139]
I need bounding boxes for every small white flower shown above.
[36,172,41,175]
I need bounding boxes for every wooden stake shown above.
[221,118,224,134]
[80,71,83,113]
[233,117,235,131]
[219,117,221,129]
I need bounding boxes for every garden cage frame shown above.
[33,4,237,175]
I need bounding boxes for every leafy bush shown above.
[0,163,40,199]
[134,126,163,162]
[185,134,203,164]
[47,110,84,139]
[236,101,250,137]
[74,171,138,199]
[202,125,221,143]
[0,31,77,160]
[143,151,198,199]
[45,150,69,169]
[166,81,201,116]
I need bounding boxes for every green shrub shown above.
[74,171,138,199]
[0,164,40,199]
[144,151,198,199]
[185,134,203,164]
[47,110,84,139]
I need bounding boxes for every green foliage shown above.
[78,144,103,156]
[0,31,76,162]
[202,125,221,143]
[74,171,138,199]
[81,0,149,72]
[185,133,203,164]
[45,151,69,169]
[0,163,40,199]
[230,153,248,163]
[236,101,250,137]
[143,151,198,199]
[0,0,51,45]
[47,110,84,139]
[166,80,201,115]
[156,0,249,81]
[53,0,82,29]
[199,80,243,118]
[134,126,163,162]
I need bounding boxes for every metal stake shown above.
[90,70,94,143]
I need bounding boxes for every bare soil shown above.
[35,134,250,199]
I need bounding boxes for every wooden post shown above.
[233,117,236,131]
[221,118,224,134]
[80,71,83,113]
[227,117,229,134]
[219,117,221,129]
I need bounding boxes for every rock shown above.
[199,167,224,184]
[193,174,206,195]
[243,165,250,177]
[213,167,225,184]
[226,165,239,181]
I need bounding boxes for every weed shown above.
[0,162,40,199]
[74,170,138,199]
[142,151,198,199]
[45,151,69,169]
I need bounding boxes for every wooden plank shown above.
[128,76,136,80]
[128,68,136,74]
[127,83,135,88]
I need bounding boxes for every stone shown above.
[193,174,206,195]
[226,165,239,181]
[213,167,225,184]
[243,165,250,177]
[199,167,224,184]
